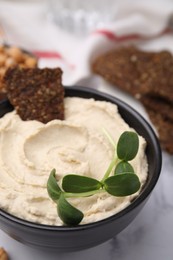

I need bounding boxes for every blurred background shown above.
[0,0,173,260]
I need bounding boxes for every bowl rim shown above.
[0,85,162,231]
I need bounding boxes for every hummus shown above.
[0,97,148,225]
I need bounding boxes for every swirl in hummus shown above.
[0,97,148,225]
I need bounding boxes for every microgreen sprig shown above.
[47,131,141,226]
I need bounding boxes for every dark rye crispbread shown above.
[141,95,173,122]
[147,110,173,154]
[3,67,64,123]
[92,46,173,154]
[141,94,173,153]
[92,46,173,99]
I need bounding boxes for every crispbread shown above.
[3,67,64,123]
[92,46,173,100]
[147,110,173,154]
[92,46,173,153]
[141,94,173,121]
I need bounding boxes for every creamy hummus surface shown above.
[0,97,148,225]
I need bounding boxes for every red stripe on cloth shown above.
[92,27,172,42]
[32,50,76,69]
[92,29,140,41]
[33,51,63,59]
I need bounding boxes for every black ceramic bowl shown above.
[0,86,162,251]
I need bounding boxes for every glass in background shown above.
[49,0,117,35]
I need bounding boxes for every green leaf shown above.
[117,131,139,161]
[58,193,84,226]
[114,161,135,175]
[62,174,102,193]
[104,173,141,196]
[47,169,62,202]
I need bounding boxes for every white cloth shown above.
[1,0,173,86]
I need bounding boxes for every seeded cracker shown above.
[147,110,173,154]
[141,95,173,122]
[3,67,64,123]
[92,46,173,154]
[92,46,173,100]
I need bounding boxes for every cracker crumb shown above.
[0,247,8,260]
